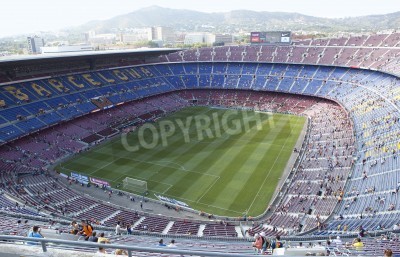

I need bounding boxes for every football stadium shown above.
[1,4,400,257]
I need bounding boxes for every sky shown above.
[1,0,399,37]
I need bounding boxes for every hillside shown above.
[70,6,400,33]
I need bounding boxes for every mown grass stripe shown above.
[200,115,288,210]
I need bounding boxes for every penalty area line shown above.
[161,193,243,215]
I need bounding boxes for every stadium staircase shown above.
[197,224,206,237]
[101,210,121,224]
[234,226,244,238]
[54,195,81,207]
[133,216,145,229]
[162,221,174,234]
[74,203,99,217]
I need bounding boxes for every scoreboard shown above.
[250,31,291,45]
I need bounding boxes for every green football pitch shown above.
[56,106,306,217]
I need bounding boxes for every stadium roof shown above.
[0,48,180,67]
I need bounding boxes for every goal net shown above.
[122,177,148,193]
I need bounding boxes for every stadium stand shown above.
[160,33,400,73]
[2,32,400,255]
[1,61,400,234]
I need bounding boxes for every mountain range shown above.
[69,6,400,34]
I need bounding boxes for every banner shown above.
[156,195,191,209]
[71,172,89,185]
[59,173,69,179]
[90,177,110,187]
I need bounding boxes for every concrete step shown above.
[162,221,174,234]
[101,210,121,224]
[197,224,206,237]
[235,226,244,238]
[133,217,146,229]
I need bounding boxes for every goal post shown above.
[122,177,148,194]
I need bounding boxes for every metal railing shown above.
[0,235,259,257]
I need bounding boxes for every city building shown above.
[119,29,149,44]
[84,31,116,45]
[213,34,234,45]
[184,33,233,45]
[147,27,175,44]
[27,36,45,54]
[184,33,206,45]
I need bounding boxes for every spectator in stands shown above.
[27,226,44,245]
[70,221,79,235]
[260,232,270,254]
[332,236,342,248]
[362,171,368,180]
[98,241,107,254]
[271,235,284,253]
[158,239,166,247]
[98,232,110,243]
[167,239,177,247]
[384,249,393,257]
[297,242,305,248]
[115,221,121,235]
[325,240,332,256]
[79,220,93,240]
[114,249,128,255]
[358,226,366,238]
[352,238,364,251]
[126,224,132,235]
[252,233,263,253]
[89,231,98,242]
